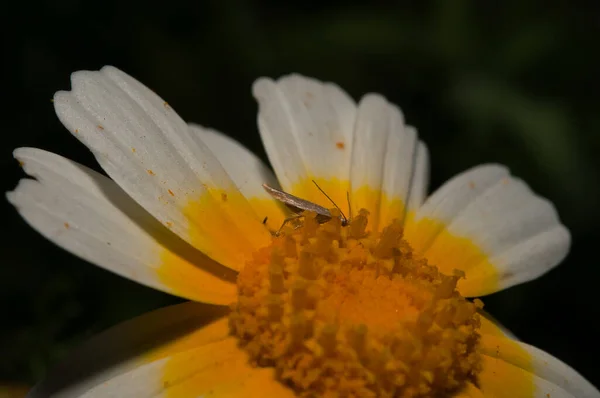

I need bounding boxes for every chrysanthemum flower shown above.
[8,66,599,397]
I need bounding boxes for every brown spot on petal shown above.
[168,189,175,197]
[64,222,70,229]
[302,92,315,108]
[97,125,104,130]
[147,169,155,176]
[336,141,345,149]
[221,193,228,202]
[131,147,136,153]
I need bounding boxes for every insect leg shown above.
[275,213,305,236]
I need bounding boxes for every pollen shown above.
[230,210,482,397]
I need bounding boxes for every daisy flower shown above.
[8,66,599,397]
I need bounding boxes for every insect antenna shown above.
[347,191,352,221]
[311,180,348,222]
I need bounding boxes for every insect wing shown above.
[262,184,332,218]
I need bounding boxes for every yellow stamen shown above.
[231,210,483,397]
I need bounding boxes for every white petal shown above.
[381,124,417,214]
[412,164,510,238]
[79,337,294,398]
[350,95,429,231]
[253,74,356,189]
[189,124,279,199]
[8,148,237,304]
[479,335,600,398]
[406,141,430,212]
[28,302,230,398]
[350,95,403,230]
[522,343,600,398]
[405,164,570,296]
[189,123,286,229]
[350,95,395,192]
[53,66,270,270]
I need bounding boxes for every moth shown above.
[262,181,350,235]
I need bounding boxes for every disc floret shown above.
[230,210,482,397]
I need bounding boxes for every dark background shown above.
[2,0,600,390]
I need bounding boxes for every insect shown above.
[262,181,351,236]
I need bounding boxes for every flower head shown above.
[8,67,599,397]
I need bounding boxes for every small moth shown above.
[262,182,351,235]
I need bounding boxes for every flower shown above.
[0,383,29,398]
[8,66,599,397]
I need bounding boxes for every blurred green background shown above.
[3,0,600,390]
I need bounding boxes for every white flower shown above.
[8,66,598,397]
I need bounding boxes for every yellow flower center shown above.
[230,209,483,397]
